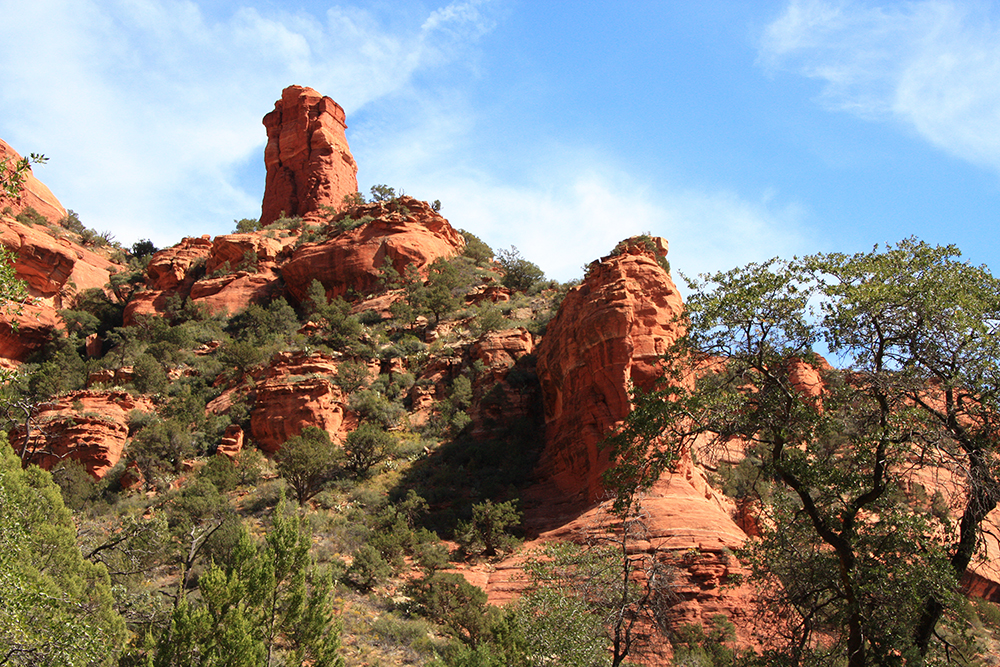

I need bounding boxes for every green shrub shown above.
[15,205,47,227]
[471,305,506,336]
[132,353,169,395]
[200,454,239,492]
[408,572,495,645]
[347,544,392,591]
[334,360,370,394]
[60,209,87,234]
[129,418,196,488]
[234,448,265,487]
[343,423,397,478]
[496,247,545,292]
[456,499,522,559]
[233,217,260,233]
[460,230,494,266]
[275,426,341,505]
[50,458,97,511]
[349,390,406,429]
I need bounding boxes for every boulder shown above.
[535,239,684,502]
[282,197,465,303]
[261,85,358,226]
[8,390,155,479]
[249,351,353,451]
[216,424,245,460]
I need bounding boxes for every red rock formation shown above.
[250,351,354,451]
[261,85,358,226]
[145,236,214,291]
[491,465,756,650]
[187,269,282,315]
[216,424,245,460]
[471,328,534,380]
[8,390,155,478]
[0,139,66,222]
[124,233,293,322]
[282,197,465,303]
[0,189,121,361]
[0,302,60,361]
[205,233,284,275]
[86,366,135,388]
[535,239,685,502]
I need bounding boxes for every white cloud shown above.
[364,143,811,287]
[761,0,1000,171]
[0,0,497,247]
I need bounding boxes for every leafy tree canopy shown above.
[606,237,1000,666]
[0,436,127,666]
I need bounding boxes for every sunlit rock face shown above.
[535,239,684,502]
[261,85,358,226]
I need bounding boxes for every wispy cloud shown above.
[365,140,811,285]
[0,0,497,246]
[761,0,1000,171]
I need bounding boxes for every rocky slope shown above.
[0,144,122,363]
[4,87,1000,664]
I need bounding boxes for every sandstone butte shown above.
[535,239,685,503]
[261,85,358,226]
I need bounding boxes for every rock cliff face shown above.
[0,139,66,223]
[513,238,754,655]
[9,390,155,478]
[0,148,122,362]
[249,351,354,452]
[261,85,358,226]
[535,240,685,502]
[123,233,295,323]
[282,196,465,303]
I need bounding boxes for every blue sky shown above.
[2,0,999,287]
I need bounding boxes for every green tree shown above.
[149,504,343,667]
[460,230,494,266]
[232,218,260,233]
[494,587,611,667]
[457,499,521,559]
[131,238,158,259]
[404,257,477,325]
[0,436,127,665]
[276,426,340,505]
[408,571,495,646]
[369,184,398,202]
[496,246,545,292]
[130,418,196,488]
[343,422,396,478]
[606,238,1000,665]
